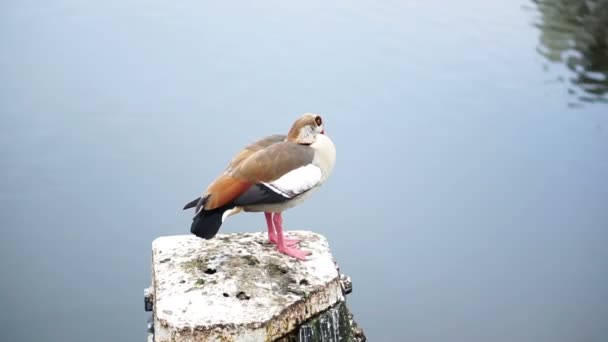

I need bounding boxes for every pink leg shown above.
[273,213,310,260]
[265,212,300,246]
[264,212,277,241]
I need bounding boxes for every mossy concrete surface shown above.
[278,302,366,342]
[151,231,346,342]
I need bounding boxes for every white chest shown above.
[310,134,336,182]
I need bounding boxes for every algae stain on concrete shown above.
[181,257,209,272]
[278,302,357,342]
[264,262,307,297]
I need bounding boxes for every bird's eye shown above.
[315,116,322,126]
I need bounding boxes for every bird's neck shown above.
[310,134,336,180]
[287,126,315,145]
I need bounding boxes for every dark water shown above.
[1,1,607,341]
[533,0,608,105]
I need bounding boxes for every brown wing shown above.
[201,134,286,210]
[232,141,315,183]
[226,134,286,173]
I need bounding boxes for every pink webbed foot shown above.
[264,212,300,247]
[272,212,310,260]
[277,245,311,260]
[269,236,301,247]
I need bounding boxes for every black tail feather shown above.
[190,204,234,239]
[183,197,201,210]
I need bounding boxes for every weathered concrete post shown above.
[144,231,365,342]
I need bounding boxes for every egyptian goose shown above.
[183,113,336,260]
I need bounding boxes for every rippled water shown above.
[532,0,608,105]
[1,1,607,341]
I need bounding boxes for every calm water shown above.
[1,1,607,341]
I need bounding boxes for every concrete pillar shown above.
[144,231,365,342]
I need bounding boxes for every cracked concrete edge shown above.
[153,277,343,342]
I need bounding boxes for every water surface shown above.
[1,1,607,341]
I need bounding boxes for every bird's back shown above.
[225,134,286,174]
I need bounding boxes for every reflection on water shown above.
[532,0,608,106]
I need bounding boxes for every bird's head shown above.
[287,113,325,144]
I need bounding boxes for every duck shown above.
[183,113,336,260]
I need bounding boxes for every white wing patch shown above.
[263,164,322,198]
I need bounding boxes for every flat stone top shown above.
[151,231,341,332]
